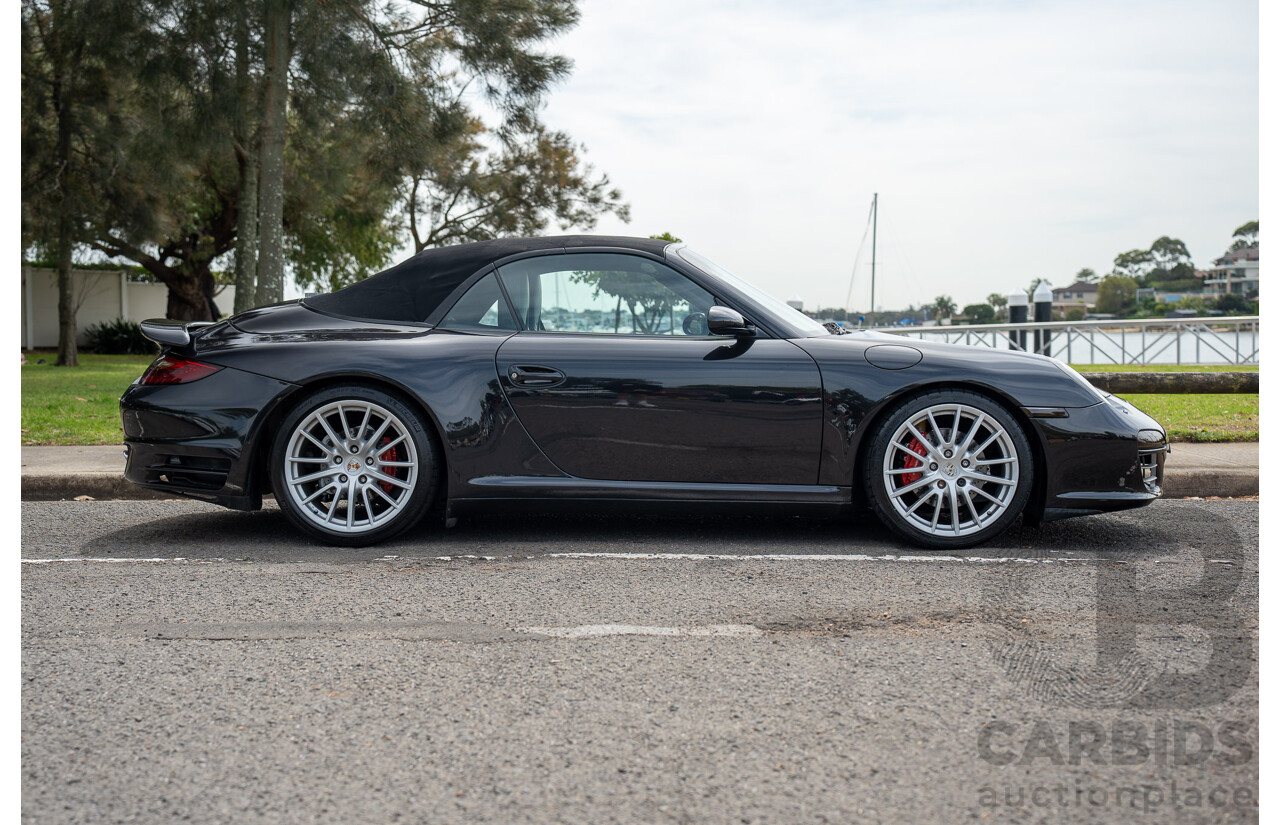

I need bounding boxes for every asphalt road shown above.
[23,499,1259,824]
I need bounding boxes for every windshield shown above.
[674,247,830,337]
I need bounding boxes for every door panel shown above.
[495,333,824,484]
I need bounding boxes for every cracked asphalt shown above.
[22,499,1258,824]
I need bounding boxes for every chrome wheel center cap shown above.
[943,463,958,478]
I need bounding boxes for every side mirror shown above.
[707,305,755,337]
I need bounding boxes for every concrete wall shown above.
[21,266,236,349]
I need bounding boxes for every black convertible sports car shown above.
[121,235,1167,548]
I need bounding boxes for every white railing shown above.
[871,316,1259,365]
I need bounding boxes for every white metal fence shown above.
[874,316,1260,365]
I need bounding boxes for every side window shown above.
[440,272,517,332]
[496,253,716,335]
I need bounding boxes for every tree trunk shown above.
[255,0,290,306]
[55,204,78,366]
[53,69,77,367]
[165,264,216,322]
[233,148,259,314]
[232,12,258,316]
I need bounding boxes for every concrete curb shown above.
[1162,468,1258,498]
[21,474,174,502]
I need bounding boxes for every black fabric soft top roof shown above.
[304,235,673,324]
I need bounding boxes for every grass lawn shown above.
[22,353,154,445]
[1069,364,1258,372]
[21,352,1259,446]
[1119,393,1259,443]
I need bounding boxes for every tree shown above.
[1228,220,1258,252]
[986,292,1007,311]
[1096,275,1138,315]
[21,0,148,364]
[1147,236,1193,283]
[1111,249,1154,281]
[931,295,957,319]
[400,120,629,273]
[1064,307,1086,321]
[71,1,617,317]
[1218,293,1251,314]
[254,0,290,306]
[1075,268,1098,284]
[1027,277,1051,297]
[650,232,681,243]
[963,303,995,324]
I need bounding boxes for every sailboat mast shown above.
[870,193,878,322]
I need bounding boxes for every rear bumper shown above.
[1034,395,1167,516]
[120,366,296,510]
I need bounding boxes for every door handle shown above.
[506,365,566,387]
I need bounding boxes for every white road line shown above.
[544,552,1082,564]
[520,624,764,638]
[21,557,230,564]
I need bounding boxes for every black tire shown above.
[270,385,439,546]
[864,389,1033,549]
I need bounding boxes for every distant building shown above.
[786,295,804,311]
[1050,281,1098,314]
[1201,246,1259,297]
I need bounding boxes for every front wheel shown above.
[271,386,438,546]
[865,390,1033,549]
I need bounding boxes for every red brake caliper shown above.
[378,437,398,494]
[899,435,928,485]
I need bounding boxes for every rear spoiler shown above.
[139,319,216,349]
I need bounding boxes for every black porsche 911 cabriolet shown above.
[121,235,1167,548]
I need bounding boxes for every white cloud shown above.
[540,0,1259,311]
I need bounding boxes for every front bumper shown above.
[1034,394,1167,518]
[120,366,296,510]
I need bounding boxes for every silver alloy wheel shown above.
[881,402,1019,538]
[283,400,419,534]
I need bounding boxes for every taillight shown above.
[139,356,223,385]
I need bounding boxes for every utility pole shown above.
[870,193,878,323]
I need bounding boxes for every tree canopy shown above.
[1096,275,1138,315]
[22,0,630,328]
[962,303,995,324]
[1228,220,1258,252]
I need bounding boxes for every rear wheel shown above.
[865,390,1033,549]
[271,386,438,546]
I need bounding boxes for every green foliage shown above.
[931,295,957,318]
[1096,275,1139,314]
[1149,236,1191,270]
[398,121,629,277]
[1064,307,1086,321]
[83,318,157,355]
[962,303,995,324]
[1075,268,1098,284]
[1217,293,1252,314]
[649,232,682,243]
[1112,249,1154,280]
[1231,220,1258,245]
[25,1,623,311]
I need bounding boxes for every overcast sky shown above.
[533,0,1259,312]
